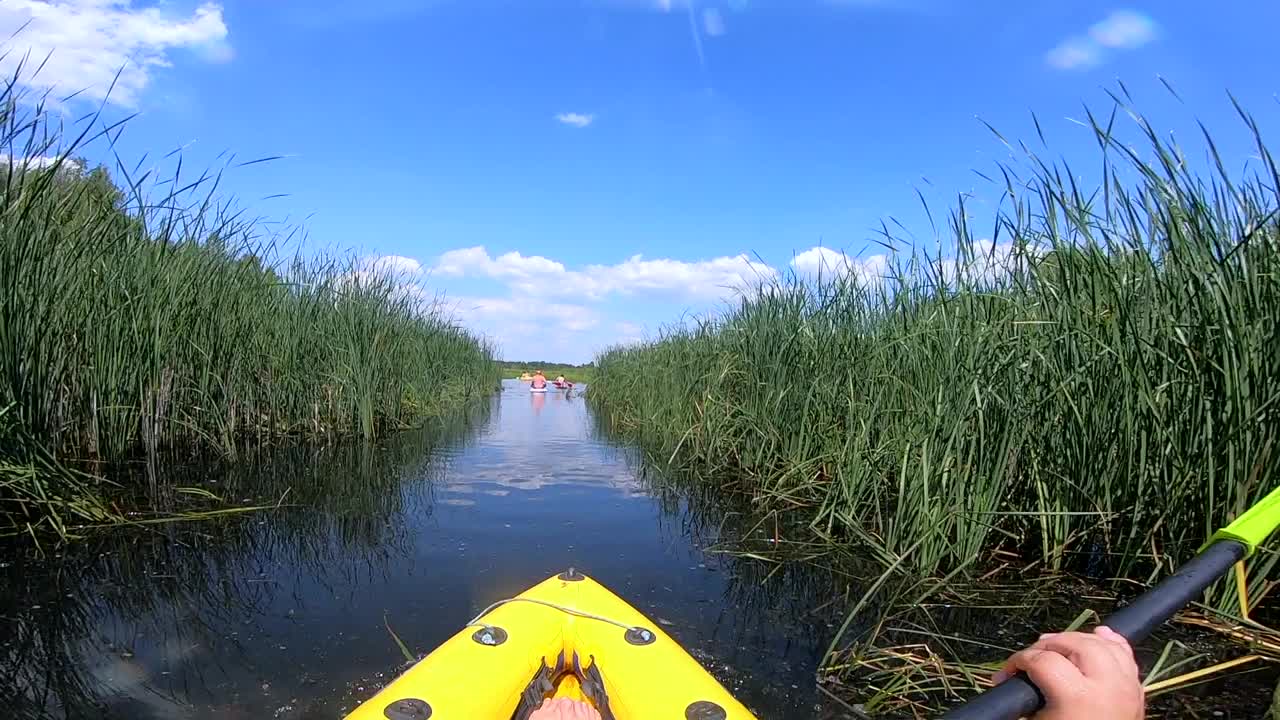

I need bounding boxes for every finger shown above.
[1007,648,1088,701]
[1094,626,1140,677]
[994,633,1073,682]
[1080,627,1139,679]
[1095,625,1126,643]
[1032,633,1128,678]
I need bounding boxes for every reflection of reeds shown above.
[0,63,497,539]
[587,90,1280,616]
[3,414,483,719]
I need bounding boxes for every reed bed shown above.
[0,71,497,538]
[588,93,1280,613]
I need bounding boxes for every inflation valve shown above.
[685,700,727,720]
[472,625,509,646]
[383,698,432,720]
[623,626,655,645]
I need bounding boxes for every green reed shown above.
[588,93,1280,610]
[0,68,497,537]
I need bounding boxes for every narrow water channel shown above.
[4,381,842,719]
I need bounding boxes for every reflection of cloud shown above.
[437,382,642,497]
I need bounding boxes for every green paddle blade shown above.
[1211,484,1280,556]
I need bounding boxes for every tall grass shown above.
[588,93,1280,609]
[0,69,497,537]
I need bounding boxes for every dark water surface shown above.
[4,381,843,719]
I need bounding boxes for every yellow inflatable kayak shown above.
[345,570,756,719]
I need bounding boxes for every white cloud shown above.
[599,253,775,298]
[435,247,569,295]
[556,112,594,128]
[1089,10,1157,49]
[790,242,1038,289]
[343,255,440,314]
[359,254,425,276]
[615,321,644,344]
[931,240,1039,287]
[435,246,777,301]
[0,0,231,106]
[791,247,889,284]
[433,247,776,359]
[1045,9,1156,71]
[0,153,81,171]
[448,295,602,338]
[1046,38,1101,70]
[451,295,597,323]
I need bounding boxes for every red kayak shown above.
[553,380,574,389]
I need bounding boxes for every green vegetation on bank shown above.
[587,96,1280,612]
[0,81,497,539]
[500,361,595,383]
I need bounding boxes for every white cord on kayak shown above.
[466,597,643,634]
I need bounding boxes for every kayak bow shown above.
[943,484,1280,720]
[344,571,756,719]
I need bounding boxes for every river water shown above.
[4,381,844,719]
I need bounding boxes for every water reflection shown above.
[4,406,489,720]
[4,382,849,719]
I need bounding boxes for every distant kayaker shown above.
[993,626,1143,720]
[531,370,547,389]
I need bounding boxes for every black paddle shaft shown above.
[940,540,1246,720]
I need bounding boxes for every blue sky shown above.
[3,1,1278,362]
